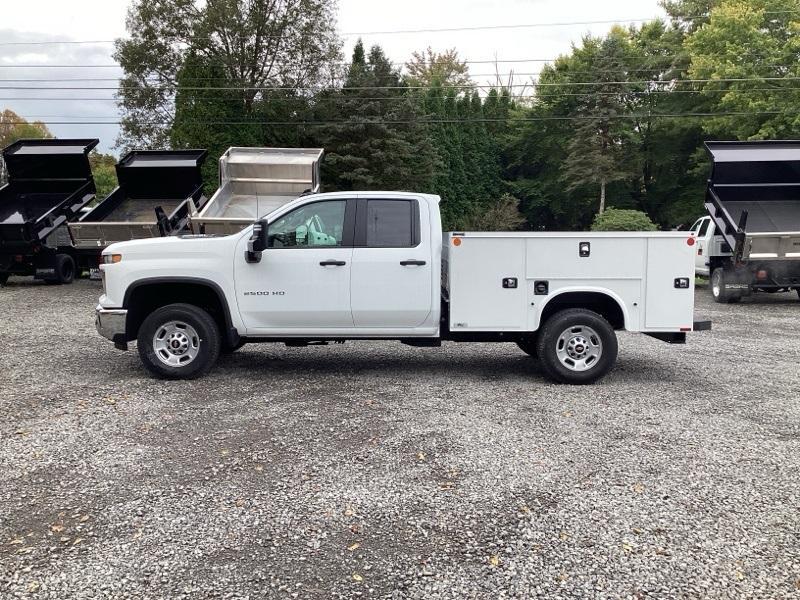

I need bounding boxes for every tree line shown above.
[4,0,797,232]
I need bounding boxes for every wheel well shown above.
[124,281,229,341]
[540,292,625,330]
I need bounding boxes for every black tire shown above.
[711,268,741,304]
[535,309,618,385]
[137,303,221,380]
[52,254,75,285]
[796,289,800,301]
[0,272,9,286]
[516,337,538,358]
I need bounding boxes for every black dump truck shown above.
[699,141,800,302]
[68,150,208,273]
[0,139,98,285]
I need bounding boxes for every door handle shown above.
[320,260,347,267]
[400,260,427,266]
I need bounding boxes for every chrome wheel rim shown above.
[556,325,602,372]
[712,274,721,297]
[153,321,200,367]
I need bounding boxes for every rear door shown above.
[350,197,433,328]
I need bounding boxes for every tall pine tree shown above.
[561,32,640,215]
[318,40,437,193]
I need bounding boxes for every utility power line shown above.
[0,10,796,46]
[2,76,800,92]
[5,87,799,106]
[0,51,790,70]
[4,62,800,83]
[0,111,788,127]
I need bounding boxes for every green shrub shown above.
[590,208,658,232]
[464,194,527,231]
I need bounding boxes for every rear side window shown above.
[366,200,417,247]
[698,218,711,237]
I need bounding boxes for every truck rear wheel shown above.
[535,309,618,385]
[711,268,741,303]
[45,254,75,285]
[137,303,221,380]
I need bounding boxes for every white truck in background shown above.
[95,192,709,385]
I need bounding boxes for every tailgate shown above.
[69,221,161,248]
[744,232,800,260]
[190,217,252,236]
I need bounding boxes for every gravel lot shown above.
[1,278,799,599]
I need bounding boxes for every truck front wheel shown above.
[535,309,618,385]
[137,303,221,380]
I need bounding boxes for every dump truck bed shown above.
[0,191,76,225]
[102,197,188,221]
[705,141,800,260]
[193,147,323,235]
[718,199,800,232]
[68,150,207,251]
[0,139,98,249]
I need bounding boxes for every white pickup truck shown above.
[96,192,709,384]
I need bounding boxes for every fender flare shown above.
[122,276,238,345]
[535,286,632,330]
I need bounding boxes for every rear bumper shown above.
[644,320,712,344]
[95,305,128,350]
[693,319,712,331]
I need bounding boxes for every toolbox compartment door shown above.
[447,236,527,331]
[644,237,695,330]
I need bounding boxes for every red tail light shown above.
[756,270,768,281]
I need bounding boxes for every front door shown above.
[235,199,355,331]
[350,198,433,328]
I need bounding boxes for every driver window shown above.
[698,218,710,237]
[268,201,346,248]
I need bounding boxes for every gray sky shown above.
[0,0,666,155]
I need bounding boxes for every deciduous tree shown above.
[115,0,341,149]
[405,47,472,88]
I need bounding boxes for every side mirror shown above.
[246,220,268,264]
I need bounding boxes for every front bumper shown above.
[95,305,129,350]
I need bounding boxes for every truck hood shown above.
[105,233,239,259]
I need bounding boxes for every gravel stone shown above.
[1,278,799,599]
